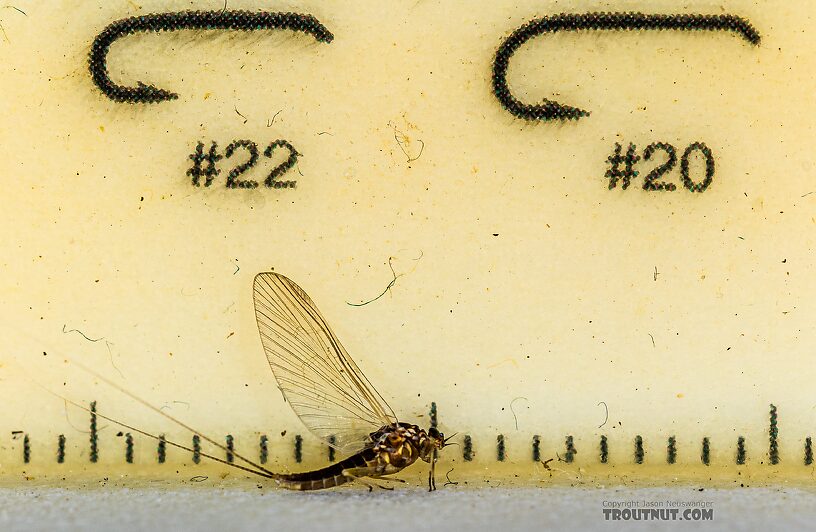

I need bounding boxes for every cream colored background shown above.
[0,0,813,475]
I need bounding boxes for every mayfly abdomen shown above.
[275,448,374,491]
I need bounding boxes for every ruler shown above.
[0,0,814,485]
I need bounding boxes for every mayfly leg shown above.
[428,448,438,492]
[341,468,395,492]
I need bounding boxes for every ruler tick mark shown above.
[158,434,167,464]
[737,436,747,465]
[463,435,473,462]
[89,401,98,463]
[769,404,780,465]
[532,435,541,462]
[327,435,336,463]
[192,435,201,464]
[23,434,30,464]
[57,434,66,464]
[634,435,644,464]
[125,433,134,464]
[667,436,677,464]
[564,436,576,463]
[259,435,268,464]
[702,437,711,466]
[294,434,303,463]
[226,435,235,463]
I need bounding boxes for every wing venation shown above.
[252,272,397,452]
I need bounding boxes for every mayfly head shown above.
[419,426,447,462]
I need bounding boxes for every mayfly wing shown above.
[253,272,398,452]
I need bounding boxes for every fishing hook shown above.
[90,10,334,103]
[492,12,761,122]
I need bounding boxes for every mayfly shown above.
[251,272,449,491]
[62,272,449,491]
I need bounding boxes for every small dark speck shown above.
[281,430,287,437]
[782,259,787,263]
[140,197,144,201]
[492,234,499,237]
[43,351,47,356]
[116,432,123,437]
